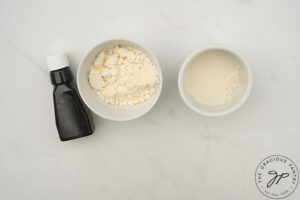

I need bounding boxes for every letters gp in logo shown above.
[255,155,299,199]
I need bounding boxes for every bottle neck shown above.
[50,67,74,85]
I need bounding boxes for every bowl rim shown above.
[77,39,163,121]
[178,44,252,117]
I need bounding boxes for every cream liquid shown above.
[185,50,244,106]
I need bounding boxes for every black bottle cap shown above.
[46,54,74,85]
[50,67,74,85]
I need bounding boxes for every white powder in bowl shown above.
[88,46,159,106]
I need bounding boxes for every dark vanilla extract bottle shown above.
[46,54,94,141]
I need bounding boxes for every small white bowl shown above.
[178,45,252,117]
[77,39,163,121]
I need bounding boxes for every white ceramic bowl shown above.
[77,39,163,121]
[178,45,252,117]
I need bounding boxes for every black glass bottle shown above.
[46,54,94,141]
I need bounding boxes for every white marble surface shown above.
[0,0,300,199]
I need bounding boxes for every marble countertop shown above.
[0,0,299,199]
